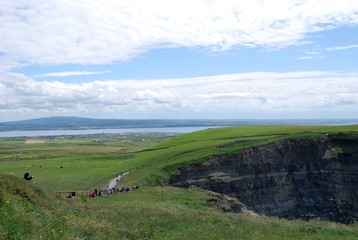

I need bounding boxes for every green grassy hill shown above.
[0,126,357,239]
[1,173,357,239]
[121,125,358,187]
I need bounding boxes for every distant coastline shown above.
[0,126,217,138]
[0,116,357,134]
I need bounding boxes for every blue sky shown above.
[0,1,358,121]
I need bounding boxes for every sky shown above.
[0,0,358,121]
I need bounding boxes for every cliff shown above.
[170,133,358,223]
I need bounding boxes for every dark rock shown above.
[210,194,248,213]
[170,133,358,223]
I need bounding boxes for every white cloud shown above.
[306,51,321,55]
[34,71,111,78]
[1,71,357,120]
[326,44,358,51]
[0,0,358,71]
[297,56,326,60]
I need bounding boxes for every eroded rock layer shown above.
[170,133,358,223]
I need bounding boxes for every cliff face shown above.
[170,133,358,223]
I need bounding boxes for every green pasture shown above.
[1,125,358,239]
[0,133,175,191]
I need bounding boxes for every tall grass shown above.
[1,174,357,239]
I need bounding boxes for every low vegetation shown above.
[1,174,357,239]
[0,126,357,239]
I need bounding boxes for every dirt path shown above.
[106,172,129,190]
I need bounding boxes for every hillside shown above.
[170,132,358,223]
[121,125,358,223]
[1,174,357,239]
[0,125,357,239]
[121,125,358,186]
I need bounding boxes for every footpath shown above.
[105,172,130,190]
[61,172,131,198]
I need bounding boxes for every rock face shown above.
[170,133,358,223]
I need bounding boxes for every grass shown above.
[0,133,174,191]
[1,173,357,239]
[0,125,357,239]
[1,125,357,190]
[121,125,358,186]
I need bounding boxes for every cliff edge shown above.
[170,133,358,223]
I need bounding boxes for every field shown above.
[0,132,176,191]
[1,125,357,239]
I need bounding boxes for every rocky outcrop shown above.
[170,133,358,223]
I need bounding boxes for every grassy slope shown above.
[1,174,357,240]
[0,126,357,239]
[121,125,358,186]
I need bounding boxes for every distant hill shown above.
[0,116,357,131]
[0,116,242,131]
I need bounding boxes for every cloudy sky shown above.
[1,0,358,121]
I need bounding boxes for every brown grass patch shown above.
[25,139,46,144]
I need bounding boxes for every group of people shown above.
[23,171,140,199]
[88,188,102,198]
[89,186,139,198]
